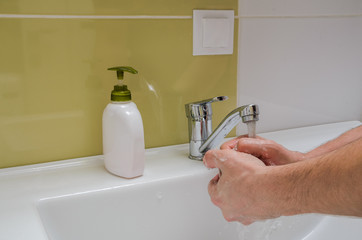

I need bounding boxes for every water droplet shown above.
[156,192,163,201]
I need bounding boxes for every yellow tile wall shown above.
[0,0,238,168]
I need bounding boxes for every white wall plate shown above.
[193,10,234,56]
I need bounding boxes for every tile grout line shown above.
[236,14,362,19]
[0,13,361,20]
[0,14,192,19]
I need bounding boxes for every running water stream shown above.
[246,121,256,138]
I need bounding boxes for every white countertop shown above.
[0,121,361,240]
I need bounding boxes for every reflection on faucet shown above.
[185,96,259,160]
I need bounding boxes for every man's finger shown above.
[208,173,222,207]
[221,135,265,150]
[220,138,240,150]
[203,149,227,170]
[236,138,268,157]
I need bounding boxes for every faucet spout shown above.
[185,96,259,160]
[199,104,259,155]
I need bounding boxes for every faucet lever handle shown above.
[187,96,228,106]
[185,96,228,119]
[201,96,228,105]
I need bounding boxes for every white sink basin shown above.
[37,170,323,240]
[1,121,360,240]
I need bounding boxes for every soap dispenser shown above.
[102,66,145,178]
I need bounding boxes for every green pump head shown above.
[107,66,138,101]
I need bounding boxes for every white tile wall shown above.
[237,0,362,135]
[239,0,362,16]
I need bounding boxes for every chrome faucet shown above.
[185,96,259,160]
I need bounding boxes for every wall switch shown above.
[202,18,230,48]
[193,10,234,56]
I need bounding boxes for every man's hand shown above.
[203,149,293,225]
[204,136,362,225]
[220,136,304,166]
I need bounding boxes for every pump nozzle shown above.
[108,66,138,80]
[107,66,138,102]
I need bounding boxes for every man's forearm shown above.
[305,125,362,159]
[274,137,362,217]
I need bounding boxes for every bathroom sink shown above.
[37,170,322,240]
[35,121,362,240]
[1,121,360,240]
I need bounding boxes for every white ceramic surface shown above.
[0,121,361,240]
[37,172,322,240]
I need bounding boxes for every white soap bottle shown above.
[102,66,145,178]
